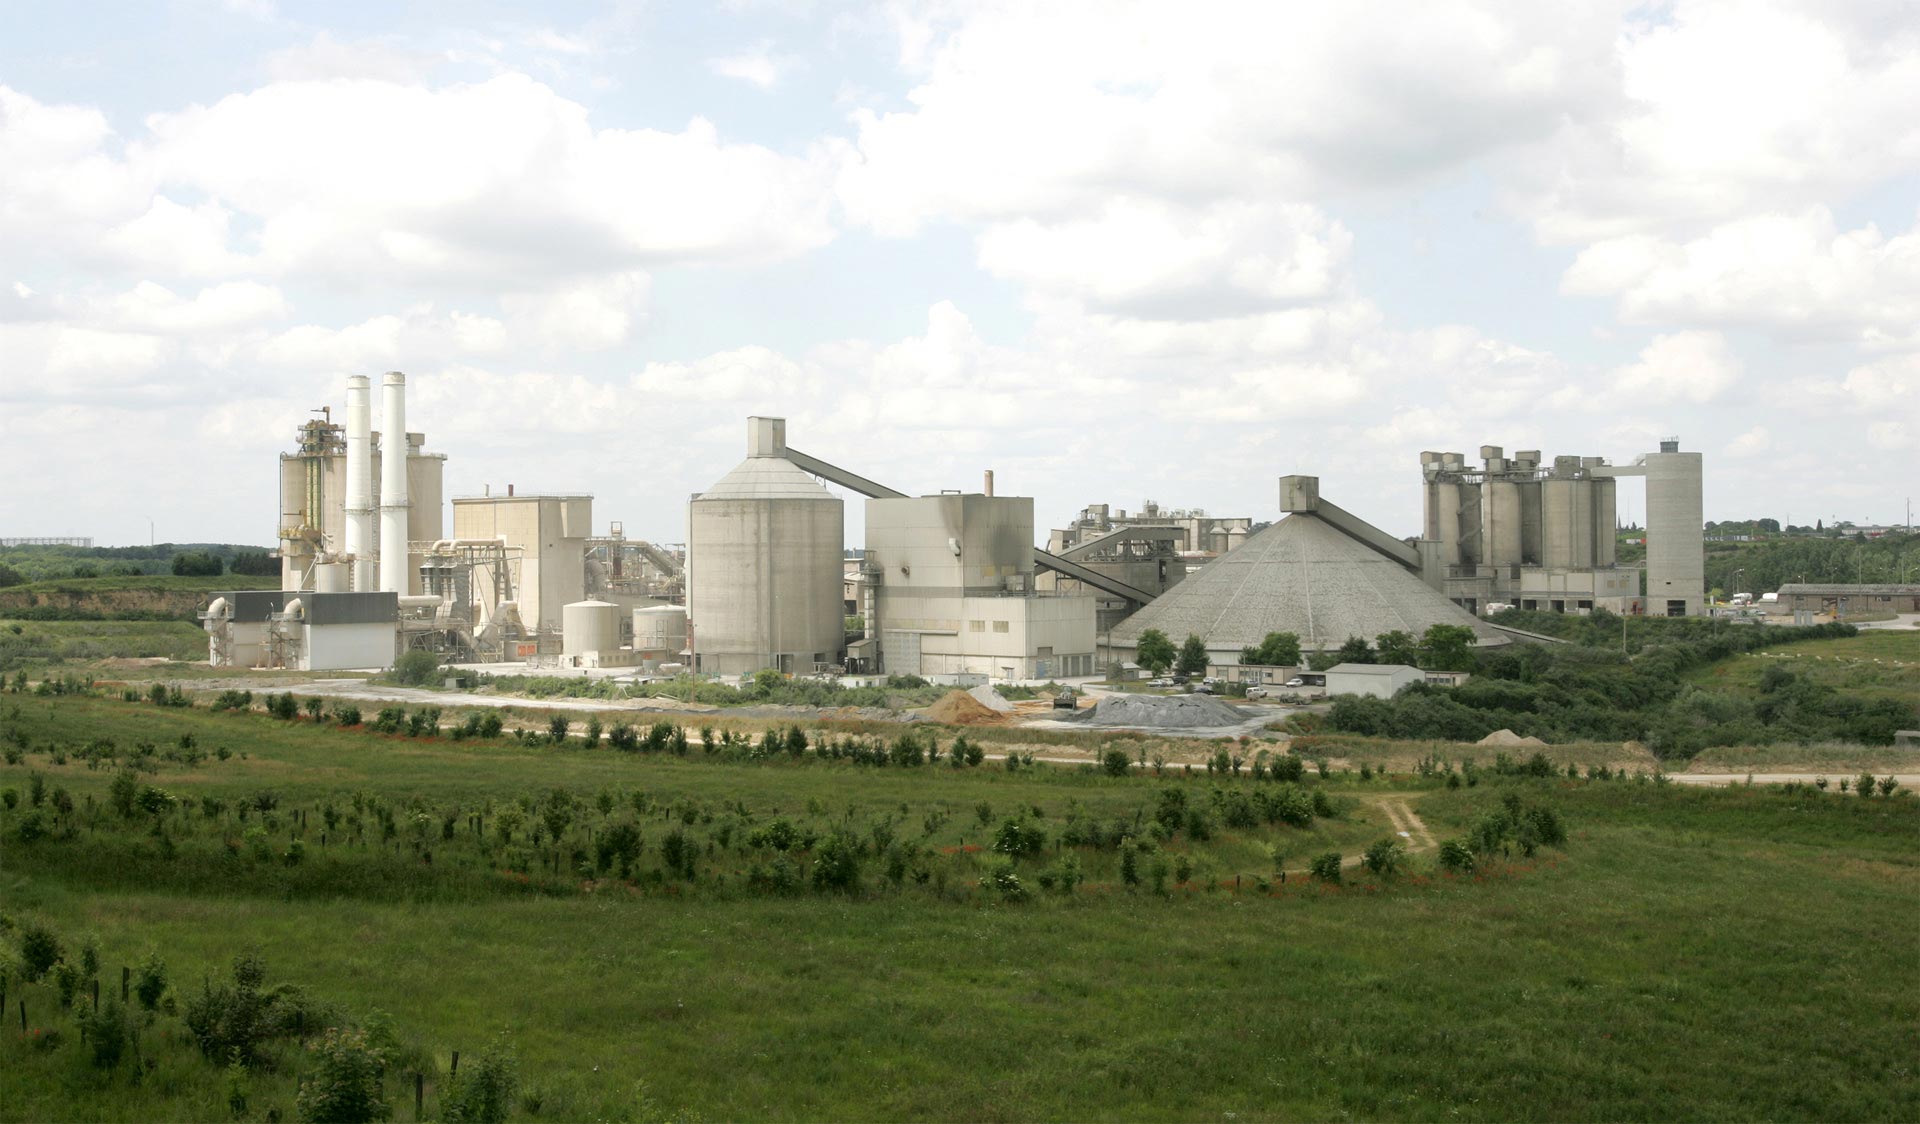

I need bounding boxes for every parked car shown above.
[1193,683,1214,694]
[1284,677,1305,688]
[1147,677,1173,687]
[1245,686,1269,699]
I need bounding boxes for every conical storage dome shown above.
[697,455,839,501]
[1109,513,1506,652]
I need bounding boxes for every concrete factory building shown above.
[278,373,444,596]
[1421,439,1704,616]
[450,491,592,635]
[866,492,1098,680]
[687,418,845,676]
[204,590,399,671]
[1108,475,1506,665]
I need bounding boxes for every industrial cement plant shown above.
[206,373,1710,677]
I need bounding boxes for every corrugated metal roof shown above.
[1775,583,1919,595]
[306,591,398,626]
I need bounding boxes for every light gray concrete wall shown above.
[1645,450,1704,615]
[301,621,396,671]
[688,494,844,675]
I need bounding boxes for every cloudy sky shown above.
[2,0,1915,549]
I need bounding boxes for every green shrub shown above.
[1309,852,1343,884]
[991,817,1046,859]
[547,715,570,745]
[134,951,168,1010]
[76,995,130,1069]
[979,857,1029,902]
[389,649,442,687]
[1361,838,1406,878]
[19,923,62,981]
[441,1038,517,1124]
[811,830,862,893]
[1437,839,1476,874]
[1101,749,1131,777]
[334,705,363,727]
[295,1026,392,1123]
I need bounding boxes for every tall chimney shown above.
[343,375,374,591]
[379,371,410,594]
[984,469,994,497]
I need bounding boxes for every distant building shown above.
[1771,584,1920,615]
[1323,663,1424,699]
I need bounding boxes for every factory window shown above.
[969,620,985,632]
[993,621,1009,633]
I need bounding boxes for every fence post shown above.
[415,1071,425,1120]
[450,1050,459,1077]
[122,965,130,1001]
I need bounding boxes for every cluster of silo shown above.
[1421,446,1616,572]
[685,417,845,676]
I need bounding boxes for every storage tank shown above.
[687,417,844,676]
[634,605,688,655]
[313,562,349,593]
[562,600,621,657]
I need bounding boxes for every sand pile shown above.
[1477,728,1548,747]
[968,684,1015,713]
[925,689,1006,726]
[1073,693,1249,729]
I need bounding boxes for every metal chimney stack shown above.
[378,371,410,594]
[344,375,374,591]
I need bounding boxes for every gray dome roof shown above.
[695,456,838,502]
[1110,512,1506,650]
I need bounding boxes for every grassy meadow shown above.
[1,688,1916,1122]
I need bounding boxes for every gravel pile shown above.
[968,684,1015,713]
[1072,693,1250,729]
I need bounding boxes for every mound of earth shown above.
[968,684,1015,713]
[1073,693,1250,729]
[1477,728,1548,747]
[925,689,1005,726]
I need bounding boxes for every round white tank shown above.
[687,451,843,676]
[634,605,688,653]
[313,562,349,593]
[562,599,622,656]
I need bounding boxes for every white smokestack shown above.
[344,375,374,591]
[379,371,410,594]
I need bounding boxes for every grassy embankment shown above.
[0,691,1915,1121]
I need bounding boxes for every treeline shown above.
[1703,531,1914,594]
[0,544,277,587]
[1325,621,1912,757]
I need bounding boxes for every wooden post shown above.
[121,965,130,1001]
[91,978,99,1008]
[19,999,25,1034]
[415,1072,425,1120]
[450,1050,460,1077]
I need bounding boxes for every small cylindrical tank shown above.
[633,605,689,654]
[562,600,621,656]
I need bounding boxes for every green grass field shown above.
[0,575,281,595]
[2,692,1916,1121]
[0,621,210,669]
[1689,629,1920,709]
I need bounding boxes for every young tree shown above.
[1136,629,1175,675]
[1373,629,1419,667]
[1175,634,1209,678]
[1419,624,1477,672]
[1334,635,1373,665]
[1239,631,1302,667]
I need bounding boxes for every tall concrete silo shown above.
[687,417,844,676]
[1644,438,1704,616]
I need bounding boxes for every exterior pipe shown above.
[344,375,374,591]
[379,371,410,594]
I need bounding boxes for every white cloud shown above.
[262,33,441,83]
[1609,330,1742,404]
[1725,425,1772,457]
[254,306,507,371]
[840,0,1620,235]
[1562,208,1920,339]
[709,41,795,90]
[500,272,650,349]
[976,199,1351,317]
[1509,1,1920,243]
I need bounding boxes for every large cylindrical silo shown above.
[1543,477,1576,569]
[688,418,844,676]
[562,600,622,657]
[1483,474,1522,568]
